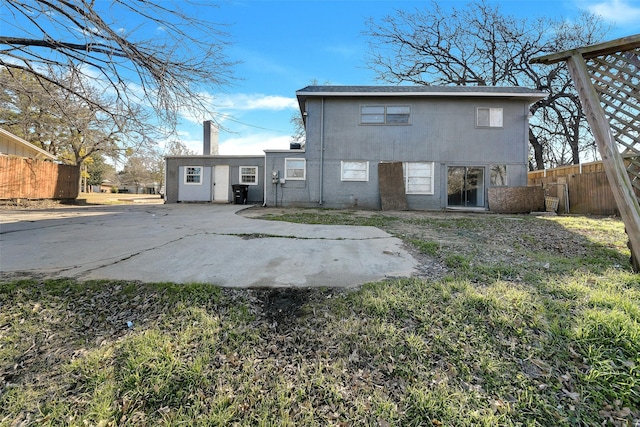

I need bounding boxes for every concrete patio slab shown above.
[0,204,418,288]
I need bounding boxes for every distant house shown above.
[165,86,546,210]
[0,127,79,200]
[0,127,58,161]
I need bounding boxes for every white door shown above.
[213,165,229,202]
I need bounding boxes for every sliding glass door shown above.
[447,167,485,208]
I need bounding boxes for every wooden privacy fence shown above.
[0,156,79,200]
[527,161,605,180]
[528,160,640,215]
[529,166,619,215]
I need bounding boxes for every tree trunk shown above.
[529,129,545,170]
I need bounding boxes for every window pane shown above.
[361,114,384,123]
[490,108,503,127]
[185,167,202,184]
[490,165,507,186]
[386,106,410,115]
[362,106,385,114]
[386,106,410,123]
[404,162,433,194]
[342,161,368,181]
[477,108,490,127]
[361,106,385,124]
[240,166,257,184]
[386,114,409,124]
[286,160,304,169]
[285,159,305,179]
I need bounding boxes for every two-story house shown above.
[263,85,546,210]
[164,85,546,211]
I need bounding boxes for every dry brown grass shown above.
[81,192,163,205]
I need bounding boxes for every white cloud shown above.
[213,93,298,111]
[583,0,640,25]
[175,130,291,156]
[219,133,291,156]
[176,92,297,126]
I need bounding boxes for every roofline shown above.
[164,154,265,159]
[296,90,547,100]
[0,127,58,161]
[263,149,305,153]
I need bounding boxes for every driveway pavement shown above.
[0,204,418,287]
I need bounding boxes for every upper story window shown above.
[285,158,306,180]
[361,105,410,124]
[184,166,202,185]
[240,166,258,185]
[477,107,503,127]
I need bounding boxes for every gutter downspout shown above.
[262,153,267,207]
[319,97,325,205]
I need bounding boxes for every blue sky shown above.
[2,0,637,156]
[194,0,639,157]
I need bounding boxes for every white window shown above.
[404,162,434,194]
[341,161,369,182]
[361,105,410,124]
[285,158,306,180]
[490,165,507,186]
[477,107,503,127]
[240,166,258,185]
[184,166,202,185]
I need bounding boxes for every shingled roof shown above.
[297,85,545,96]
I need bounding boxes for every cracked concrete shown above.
[0,204,418,288]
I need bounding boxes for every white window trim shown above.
[403,162,435,195]
[341,161,369,182]
[184,166,203,185]
[239,166,259,185]
[285,158,306,180]
[476,107,503,128]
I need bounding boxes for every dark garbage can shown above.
[232,184,249,204]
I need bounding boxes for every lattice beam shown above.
[532,35,640,272]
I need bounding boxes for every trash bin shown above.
[232,184,249,204]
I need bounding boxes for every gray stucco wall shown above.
[266,95,531,209]
[165,156,264,204]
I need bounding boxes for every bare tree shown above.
[0,67,149,166]
[289,113,305,148]
[0,0,236,132]
[165,139,196,156]
[364,1,608,169]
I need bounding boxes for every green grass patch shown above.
[2,212,639,425]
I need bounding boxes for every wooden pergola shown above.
[531,34,640,271]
